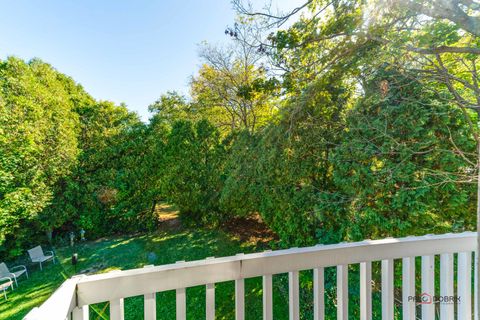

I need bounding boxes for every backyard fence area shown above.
[24,232,477,320]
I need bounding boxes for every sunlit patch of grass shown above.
[0,225,274,320]
[0,262,67,320]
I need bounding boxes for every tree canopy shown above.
[1,0,479,262]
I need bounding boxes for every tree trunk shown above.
[151,200,157,215]
[46,229,53,243]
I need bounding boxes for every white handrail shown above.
[23,276,83,320]
[76,232,476,306]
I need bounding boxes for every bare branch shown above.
[407,45,480,55]
[399,0,480,36]
[233,0,313,27]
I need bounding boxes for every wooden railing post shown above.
[360,261,372,320]
[206,257,215,320]
[262,274,272,320]
[381,259,394,320]
[402,257,415,320]
[24,277,82,320]
[72,275,89,320]
[262,250,273,320]
[235,253,245,320]
[143,265,156,320]
[289,270,300,320]
[336,264,348,320]
[440,253,454,319]
[175,261,186,320]
[106,271,124,320]
[109,298,124,320]
[458,252,472,320]
[313,267,324,320]
[421,255,435,320]
[72,306,89,320]
[475,252,479,320]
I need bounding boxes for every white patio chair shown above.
[0,276,13,300]
[0,262,28,287]
[28,246,56,270]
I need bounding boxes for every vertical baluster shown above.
[176,288,186,320]
[144,292,156,320]
[206,283,215,320]
[176,261,186,320]
[263,274,273,320]
[289,271,300,320]
[143,265,156,320]
[381,259,394,320]
[337,264,348,320]
[458,252,472,320]
[235,253,245,320]
[475,251,478,320]
[313,267,324,320]
[440,253,453,319]
[402,257,415,320]
[72,306,89,320]
[206,257,215,320]
[235,278,245,320]
[421,255,435,320]
[110,299,124,320]
[360,261,372,320]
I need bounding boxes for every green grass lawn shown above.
[0,223,307,320]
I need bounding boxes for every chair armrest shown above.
[10,265,27,272]
[0,276,12,284]
[45,250,55,256]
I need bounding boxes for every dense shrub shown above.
[220,77,350,246]
[162,120,225,224]
[220,131,260,217]
[328,68,476,240]
[219,69,476,246]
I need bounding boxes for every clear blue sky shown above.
[0,0,300,121]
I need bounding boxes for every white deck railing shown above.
[24,232,477,320]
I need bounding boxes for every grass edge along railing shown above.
[24,232,477,320]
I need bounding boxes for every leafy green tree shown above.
[59,101,144,236]
[232,0,480,239]
[221,74,351,245]
[220,131,261,217]
[109,121,167,231]
[0,57,80,254]
[162,120,225,223]
[191,43,278,134]
[148,91,197,126]
[329,68,476,241]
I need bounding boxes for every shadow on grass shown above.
[0,262,68,320]
[0,225,271,320]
